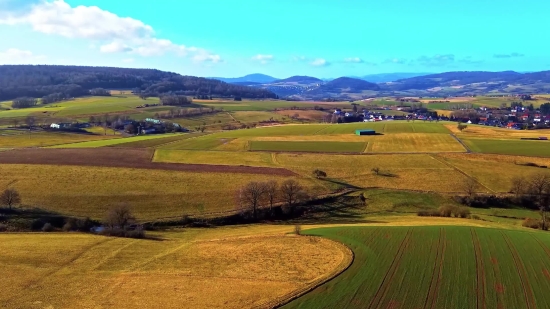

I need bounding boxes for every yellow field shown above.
[447,124,550,138]
[0,227,349,309]
[367,133,465,152]
[0,164,320,220]
[154,150,276,167]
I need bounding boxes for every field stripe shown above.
[424,228,446,309]
[471,228,487,309]
[502,232,536,309]
[533,235,550,258]
[367,228,413,309]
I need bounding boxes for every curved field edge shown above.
[282,226,550,309]
[252,236,354,309]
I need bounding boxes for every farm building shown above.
[355,129,376,136]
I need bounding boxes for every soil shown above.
[0,148,297,176]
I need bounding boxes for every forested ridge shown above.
[0,65,277,101]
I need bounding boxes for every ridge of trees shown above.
[0,65,277,102]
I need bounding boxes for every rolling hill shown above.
[275,76,323,84]
[0,65,277,101]
[209,74,278,84]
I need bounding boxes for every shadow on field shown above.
[289,195,385,225]
[321,178,363,190]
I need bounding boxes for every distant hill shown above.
[0,65,277,101]
[323,77,380,92]
[209,74,278,84]
[358,72,433,83]
[275,76,323,84]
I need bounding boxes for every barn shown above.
[355,129,376,136]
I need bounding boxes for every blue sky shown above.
[0,0,548,78]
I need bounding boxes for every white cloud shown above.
[251,54,274,64]
[310,58,329,67]
[0,48,46,64]
[0,0,221,62]
[122,58,134,63]
[100,41,133,53]
[193,52,222,63]
[344,57,363,63]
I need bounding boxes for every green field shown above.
[285,226,550,309]
[249,141,368,153]
[463,138,550,157]
[48,133,188,148]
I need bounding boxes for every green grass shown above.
[249,141,368,153]
[48,134,188,148]
[463,138,550,157]
[107,133,207,148]
[157,135,235,150]
[284,226,550,309]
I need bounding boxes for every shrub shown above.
[438,206,455,217]
[62,222,73,232]
[456,207,471,218]
[42,223,54,232]
[294,225,302,235]
[0,223,8,232]
[522,218,542,229]
[471,215,481,220]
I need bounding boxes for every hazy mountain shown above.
[323,77,380,91]
[358,72,433,83]
[209,74,278,84]
[275,76,323,84]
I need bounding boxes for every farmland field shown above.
[250,141,368,153]
[48,133,186,148]
[284,226,550,309]
[0,227,350,309]
[0,130,121,148]
[463,138,550,157]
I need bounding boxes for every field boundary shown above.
[430,155,496,194]
[251,236,354,309]
[450,133,471,153]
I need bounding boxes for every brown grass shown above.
[0,229,349,309]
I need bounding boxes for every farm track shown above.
[450,133,472,153]
[424,228,446,309]
[0,148,297,176]
[430,155,496,194]
[502,232,536,309]
[471,228,487,309]
[367,228,413,309]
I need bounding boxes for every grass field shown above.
[463,138,550,157]
[154,150,277,167]
[249,141,368,153]
[284,226,550,309]
[0,164,318,220]
[108,133,207,148]
[48,133,188,148]
[0,227,348,309]
[0,130,121,148]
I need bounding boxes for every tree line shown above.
[0,65,277,102]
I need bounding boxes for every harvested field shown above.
[462,138,550,157]
[107,133,207,148]
[0,228,350,309]
[154,150,276,167]
[0,148,296,176]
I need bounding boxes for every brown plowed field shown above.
[0,148,296,176]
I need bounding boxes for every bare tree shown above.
[0,188,21,210]
[280,179,304,210]
[528,173,550,230]
[264,180,278,213]
[102,114,109,136]
[510,176,528,199]
[457,123,468,132]
[240,182,267,219]
[371,167,381,176]
[104,203,135,230]
[462,178,479,199]
[25,116,35,129]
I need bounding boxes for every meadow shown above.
[0,227,349,309]
[0,130,121,148]
[0,164,319,220]
[249,141,368,153]
[463,138,550,157]
[48,133,189,149]
[284,226,550,309]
